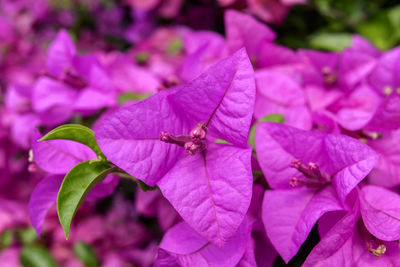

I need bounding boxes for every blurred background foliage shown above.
[59,0,400,52]
[277,0,400,50]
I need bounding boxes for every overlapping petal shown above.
[263,186,342,263]
[158,144,252,246]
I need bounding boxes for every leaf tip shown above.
[62,226,70,240]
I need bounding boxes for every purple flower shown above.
[155,218,251,267]
[33,29,116,118]
[96,49,255,246]
[364,91,400,133]
[132,27,185,83]
[225,10,276,63]
[367,129,400,187]
[248,185,278,266]
[368,47,400,96]
[28,175,64,236]
[29,131,118,235]
[4,84,42,148]
[135,189,180,231]
[304,186,400,266]
[254,69,312,130]
[224,10,301,72]
[255,122,377,262]
[101,52,161,94]
[350,35,381,58]
[31,130,96,175]
[330,83,380,131]
[299,49,375,92]
[179,30,228,83]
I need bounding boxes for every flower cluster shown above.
[1,1,400,266]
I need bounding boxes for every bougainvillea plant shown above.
[3,1,400,266]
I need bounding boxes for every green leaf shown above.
[356,12,396,50]
[215,139,233,145]
[248,114,285,149]
[20,245,58,267]
[167,37,183,54]
[388,6,400,28]
[259,114,285,124]
[136,179,157,192]
[388,5,400,41]
[17,227,38,245]
[1,230,13,249]
[118,92,152,104]
[57,160,116,238]
[74,242,99,267]
[40,124,103,158]
[309,32,352,51]
[134,52,150,64]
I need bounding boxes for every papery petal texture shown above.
[156,219,249,267]
[95,90,190,186]
[359,185,400,241]
[262,186,342,263]
[159,221,208,255]
[96,50,255,246]
[254,70,311,130]
[303,201,360,267]
[32,132,97,175]
[157,144,252,246]
[255,122,378,201]
[326,135,378,202]
[170,48,255,146]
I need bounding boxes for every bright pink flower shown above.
[305,187,400,266]
[155,219,251,267]
[256,122,377,262]
[96,49,255,246]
